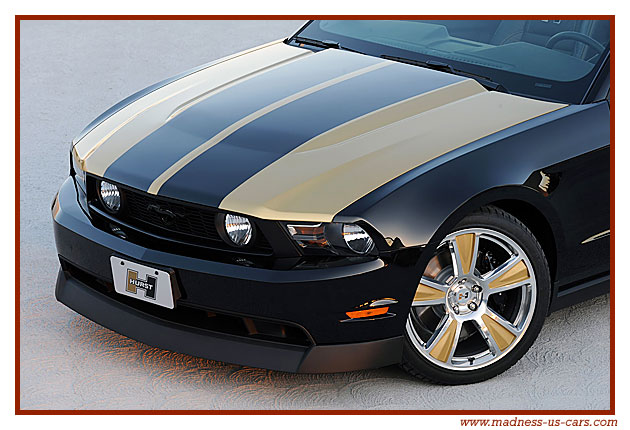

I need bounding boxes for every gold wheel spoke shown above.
[477,311,518,354]
[450,233,478,277]
[484,257,531,293]
[427,317,460,363]
[412,277,448,307]
[485,308,521,336]
[474,317,501,356]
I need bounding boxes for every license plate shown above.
[110,256,175,309]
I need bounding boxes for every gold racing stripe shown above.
[146,61,391,195]
[279,79,484,153]
[219,89,566,222]
[75,38,291,159]
[76,41,311,176]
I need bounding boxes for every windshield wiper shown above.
[290,36,364,54]
[381,54,509,93]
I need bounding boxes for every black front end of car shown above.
[52,175,421,372]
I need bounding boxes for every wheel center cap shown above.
[447,279,482,315]
[455,286,473,304]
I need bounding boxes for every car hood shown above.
[75,41,565,222]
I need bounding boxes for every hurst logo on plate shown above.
[110,256,175,309]
[126,269,157,299]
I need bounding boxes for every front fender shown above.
[335,101,609,259]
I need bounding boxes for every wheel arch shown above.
[490,199,557,284]
[417,185,566,287]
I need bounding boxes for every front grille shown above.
[124,188,222,242]
[87,177,273,254]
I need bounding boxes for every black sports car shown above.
[52,19,611,384]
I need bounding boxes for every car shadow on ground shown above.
[62,294,610,410]
[26,294,606,410]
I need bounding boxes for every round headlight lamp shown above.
[224,214,253,246]
[99,181,121,213]
[342,223,374,254]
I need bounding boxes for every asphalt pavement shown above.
[19,20,610,410]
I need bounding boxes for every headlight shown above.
[224,214,253,246]
[285,222,375,255]
[71,147,86,192]
[342,223,374,254]
[99,181,121,213]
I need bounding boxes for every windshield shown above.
[292,20,610,104]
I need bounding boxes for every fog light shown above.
[99,181,121,213]
[109,224,127,240]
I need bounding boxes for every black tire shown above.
[401,206,551,385]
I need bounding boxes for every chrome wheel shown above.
[405,227,537,371]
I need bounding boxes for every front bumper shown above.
[52,177,419,372]
[56,269,401,372]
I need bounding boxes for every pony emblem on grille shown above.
[146,204,184,226]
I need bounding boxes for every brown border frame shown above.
[15,14,615,415]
